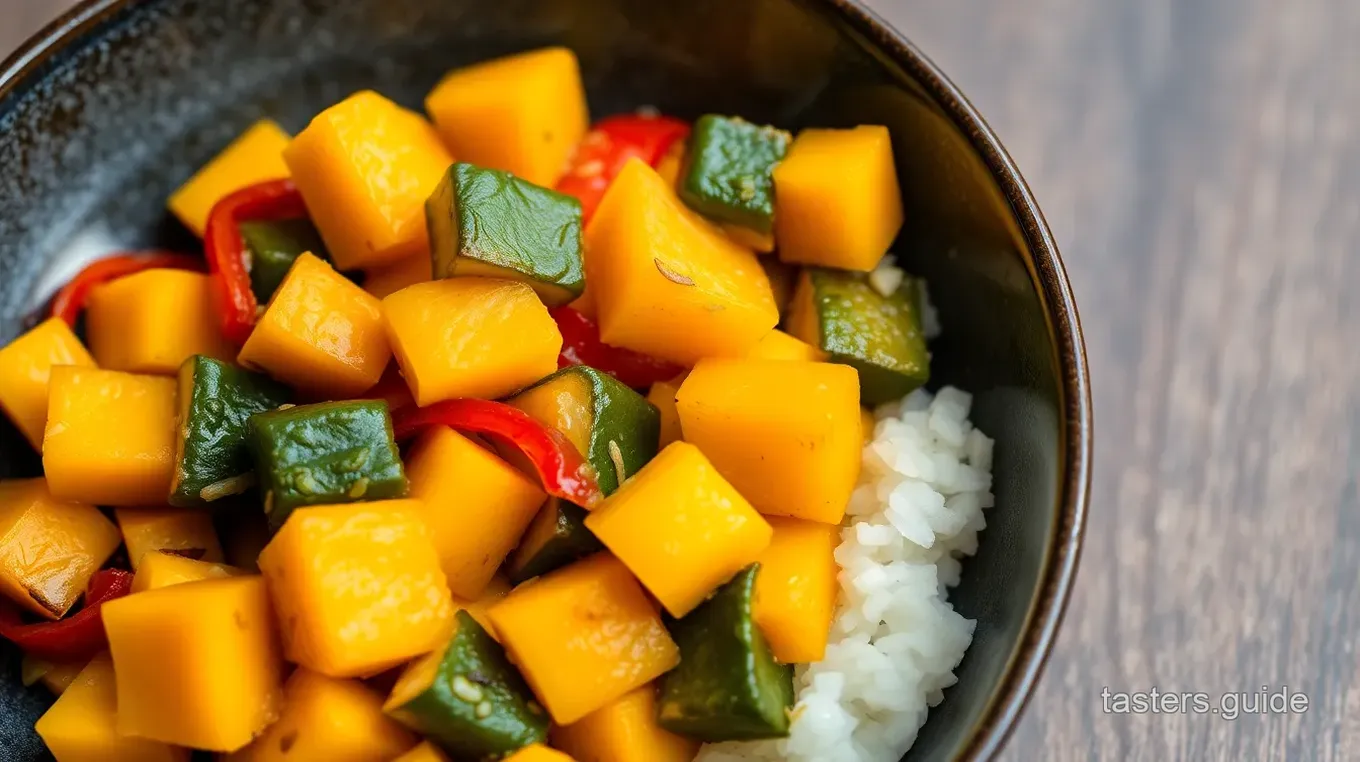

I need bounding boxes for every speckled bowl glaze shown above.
[0,1,1089,759]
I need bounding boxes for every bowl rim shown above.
[0,2,1091,760]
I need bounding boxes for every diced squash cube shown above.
[425,48,587,187]
[283,91,453,270]
[258,502,454,677]
[393,742,452,762]
[488,554,679,725]
[646,376,685,449]
[131,552,240,593]
[168,119,291,237]
[86,269,234,375]
[584,442,771,617]
[35,654,189,762]
[451,574,512,640]
[115,507,223,570]
[0,318,95,449]
[35,658,87,696]
[238,252,391,398]
[773,126,903,271]
[676,359,861,524]
[745,330,827,362]
[224,668,416,762]
[364,249,432,300]
[382,278,560,404]
[752,517,839,663]
[102,576,284,751]
[405,427,546,598]
[43,368,177,506]
[553,685,700,762]
[505,745,577,762]
[0,478,119,619]
[760,258,797,317]
[585,159,778,365]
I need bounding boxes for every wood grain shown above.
[4,0,1357,760]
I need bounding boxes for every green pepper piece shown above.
[238,218,330,302]
[169,356,290,508]
[427,162,584,306]
[505,498,603,584]
[658,564,794,741]
[246,400,407,529]
[679,115,791,237]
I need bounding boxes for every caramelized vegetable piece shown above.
[382,278,561,404]
[35,654,189,762]
[392,742,452,762]
[676,359,861,524]
[0,318,95,449]
[114,507,223,570]
[130,552,240,593]
[678,115,790,249]
[488,554,679,725]
[0,478,119,620]
[425,47,587,187]
[752,517,839,663]
[745,329,827,362]
[585,159,778,365]
[258,502,454,677]
[363,250,432,300]
[646,376,686,449]
[773,125,903,271]
[168,119,291,237]
[238,218,330,302]
[238,252,391,398]
[505,498,602,585]
[584,442,772,617]
[283,91,453,270]
[43,368,177,507]
[86,269,234,375]
[553,685,700,762]
[102,576,284,751]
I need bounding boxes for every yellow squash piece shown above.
[131,552,240,593]
[0,478,119,620]
[37,658,87,696]
[35,654,189,762]
[753,517,839,663]
[102,576,284,752]
[645,376,685,449]
[676,359,861,524]
[425,48,587,187]
[115,506,223,570]
[283,91,453,270]
[363,249,432,300]
[238,252,391,398]
[773,126,904,271]
[86,269,234,375]
[745,329,828,362]
[0,318,95,449]
[585,159,778,365]
[553,685,699,762]
[43,367,176,506]
[584,442,771,618]
[168,119,291,237]
[225,668,417,762]
[506,745,577,762]
[451,574,512,640]
[258,501,454,677]
[405,427,546,598]
[393,741,452,762]
[488,554,679,725]
[382,278,561,404]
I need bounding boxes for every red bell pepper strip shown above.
[49,252,203,327]
[0,568,133,662]
[551,307,686,389]
[392,399,603,508]
[556,113,690,222]
[205,178,310,345]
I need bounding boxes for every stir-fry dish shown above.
[0,47,995,762]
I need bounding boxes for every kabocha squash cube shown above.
[0,478,119,620]
[168,119,291,237]
[258,502,454,677]
[487,554,679,725]
[86,269,234,375]
[425,48,588,187]
[225,668,416,762]
[393,743,452,762]
[505,745,577,762]
[676,359,862,524]
[382,278,560,404]
[115,507,223,570]
[752,517,840,663]
[131,552,240,593]
[34,655,188,762]
[238,252,391,399]
[584,159,778,366]
[773,125,904,271]
[553,685,700,762]
[363,249,432,300]
[745,329,827,362]
[43,367,177,506]
[584,442,772,617]
[0,317,95,449]
[102,576,284,751]
[646,376,686,449]
[678,115,791,250]
[427,162,585,305]
[238,218,331,302]
[283,91,453,270]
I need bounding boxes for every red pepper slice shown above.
[205,178,310,345]
[392,399,603,508]
[551,307,686,389]
[556,113,690,223]
[0,568,133,662]
[49,252,203,327]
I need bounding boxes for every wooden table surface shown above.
[5,1,1357,760]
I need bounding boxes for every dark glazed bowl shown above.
[0,1,1090,760]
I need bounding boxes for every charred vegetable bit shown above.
[238,218,330,302]
[679,115,790,247]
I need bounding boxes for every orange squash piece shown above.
[645,377,685,449]
[392,742,452,762]
[553,685,699,762]
[131,552,240,593]
[505,745,578,762]
[450,574,512,641]
[0,317,95,449]
[363,249,432,300]
[745,329,827,362]
[36,658,87,696]
[86,269,234,375]
[35,654,189,762]
[168,119,291,237]
[0,478,119,620]
[752,516,840,663]
[115,507,223,570]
